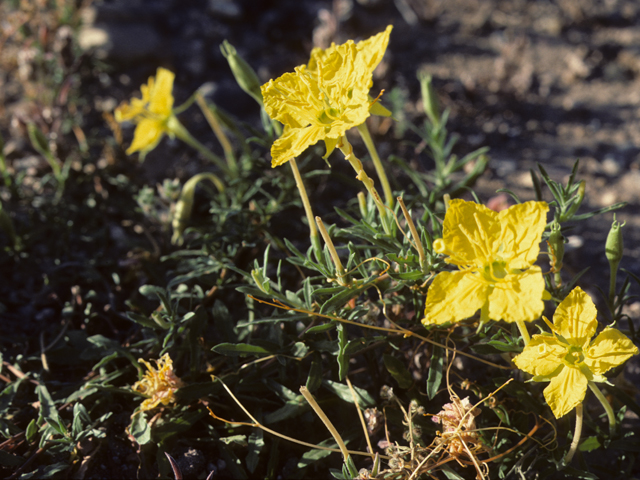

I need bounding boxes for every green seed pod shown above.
[605,215,625,268]
[220,40,263,106]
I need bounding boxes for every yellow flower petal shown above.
[585,327,639,375]
[422,271,488,325]
[270,124,328,168]
[553,287,597,346]
[439,199,501,268]
[543,365,588,418]
[148,67,175,116]
[513,334,565,377]
[127,118,165,155]
[498,201,549,269]
[488,267,546,322]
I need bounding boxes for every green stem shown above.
[589,382,616,437]
[195,93,238,175]
[300,386,350,464]
[289,158,323,263]
[338,136,391,235]
[316,216,350,286]
[357,123,393,208]
[170,117,230,175]
[564,403,583,464]
[608,266,618,308]
[516,320,531,346]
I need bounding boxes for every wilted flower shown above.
[261,25,392,167]
[115,67,178,157]
[514,287,638,418]
[133,353,184,411]
[422,199,549,326]
[432,396,481,455]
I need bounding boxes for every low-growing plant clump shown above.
[1,3,640,479]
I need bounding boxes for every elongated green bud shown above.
[220,40,263,105]
[606,215,624,270]
[171,173,224,245]
[418,72,440,127]
[605,215,624,304]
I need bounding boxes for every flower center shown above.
[317,107,342,124]
[563,346,584,366]
[482,259,508,283]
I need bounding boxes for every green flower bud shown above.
[605,215,624,268]
[171,173,224,245]
[220,40,263,105]
[418,72,440,127]
[548,222,565,269]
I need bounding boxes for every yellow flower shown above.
[514,287,638,418]
[115,67,177,156]
[132,353,184,411]
[422,199,549,326]
[261,25,392,167]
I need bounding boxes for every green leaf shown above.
[322,380,375,407]
[36,384,66,436]
[297,438,335,469]
[263,399,308,424]
[246,430,264,473]
[578,436,601,452]
[211,342,276,357]
[383,354,413,389]
[304,322,336,335]
[130,413,151,445]
[306,355,323,393]
[337,323,349,380]
[126,312,159,329]
[426,344,444,400]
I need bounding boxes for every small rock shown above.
[208,0,242,20]
[78,24,164,63]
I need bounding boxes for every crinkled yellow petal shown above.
[440,199,501,268]
[422,271,488,325]
[353,25,393,87]
[498,201,548,269]
[261,69,322,128]
[127,118,166,155]
[513,334,565,377]
[115,98,147,122]
[553,287,597,347]
[543,365,588,418]
[584,327,639,375]
[488,267,545,322]
[270,124,327,167]
[148,67,175,117]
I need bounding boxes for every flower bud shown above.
[605,215,624,268]
[548,222,564,270]
[220,40,263,105]
[418,72,440,127]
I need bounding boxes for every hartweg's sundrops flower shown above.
[115,67,177,157]
[513,287,638,419]
[115,68,232,172]
[422,199,549,327]
[133,353,184,411]
[261,25,392,168]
